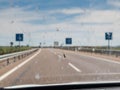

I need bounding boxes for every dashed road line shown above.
[58,55,62,58]
[68,63,81,72]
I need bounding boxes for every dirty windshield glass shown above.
[0,0,120,87]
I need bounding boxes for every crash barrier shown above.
[58,47,120,58]
[78,48,120,57]
[0,49,38,69]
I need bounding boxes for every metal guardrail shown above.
[59,47,120,57]
[78,48,120,57]
[0,49,38,60]
[0,48,38,68]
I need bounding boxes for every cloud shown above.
[0,7,44,22]
[0,6,120,46]
[107,0,120,8]
[49,8,87,15]
[73,10,120,24]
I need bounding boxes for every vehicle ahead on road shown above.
[0,0,120,90]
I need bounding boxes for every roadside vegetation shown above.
[82,46,120,50]
[0,46,31,55]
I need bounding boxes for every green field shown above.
[0,46,31,55]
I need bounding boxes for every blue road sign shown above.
[16,34,23,41]
[105,32,112,40]
[66,38,72,44]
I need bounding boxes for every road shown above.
[1,48,120,87]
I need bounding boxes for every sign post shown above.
[65,38,72,50]
[66,38,72,45]
[105,32,112,54]
[16,33,24,51]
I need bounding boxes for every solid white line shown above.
[71,52,120,65]
[0,49,41,81]
[68,63,81,72]
[77,73,120,76]
[48,50,57,55]
[81,54,120,65]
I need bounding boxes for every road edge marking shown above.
[0,49,41,81]
[79,53,120,65]
[70,51,120,65]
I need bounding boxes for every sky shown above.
[0,0,120,46]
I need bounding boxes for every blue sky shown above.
[0,0,117,10]
[0,0,120,46]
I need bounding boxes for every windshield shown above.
[0,0,120,87]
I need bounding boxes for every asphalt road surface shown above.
[1,48,120,87]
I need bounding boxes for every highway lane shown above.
[1,48,120,87]
[52,49,120,80]
[53,49,120,72]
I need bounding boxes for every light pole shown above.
[53,27,60,48]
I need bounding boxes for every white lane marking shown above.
[0,49,41,81]
[58,55,60,59]
[48,49,56,54]
[49,50,57,55]
[48,49,63,55]
[82,54,120,64]
[58,55,62,58]
[79,73,120,76]
[71,52,120,65]
[68,63,81,72]
[57,52,63,55]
